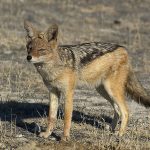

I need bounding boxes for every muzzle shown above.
[27,55,32,61]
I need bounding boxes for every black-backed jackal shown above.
[24,21,150,141]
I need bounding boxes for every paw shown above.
[119,131,124,137]
[114,130,124,137]
[39,131,52,138]
[114,130,119,136]
[61,136,70,142]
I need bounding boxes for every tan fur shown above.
[24,21,150,141]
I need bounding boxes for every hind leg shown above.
[96,85,120,132]
[111,103,120,132]
[98,82,129,136]
[110,92,128,136]
[104,69,129,136]
[97,83,129,136]
[108,90,128,136]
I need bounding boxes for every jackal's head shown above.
[24,21,58,63]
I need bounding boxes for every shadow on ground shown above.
[0,101,112,140]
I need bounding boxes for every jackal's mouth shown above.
[27,55,45,64]
[27,56,46,64]
[29,60,44,64]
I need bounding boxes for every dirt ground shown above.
[0,0,150,149]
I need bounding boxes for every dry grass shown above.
[0,0,150,149]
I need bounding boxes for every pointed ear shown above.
[45,24,58,42]
[24,20,37,38]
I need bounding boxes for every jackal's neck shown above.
[56,46,77,69]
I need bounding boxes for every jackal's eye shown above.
[38,49,46,55]
[26,44,32,51]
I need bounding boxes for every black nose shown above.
[27,55,32,61]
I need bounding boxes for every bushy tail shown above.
[126,66,150,107]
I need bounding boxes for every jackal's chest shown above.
[36,66,49,80]
[35,65,63,90]
[35,66,55,86]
